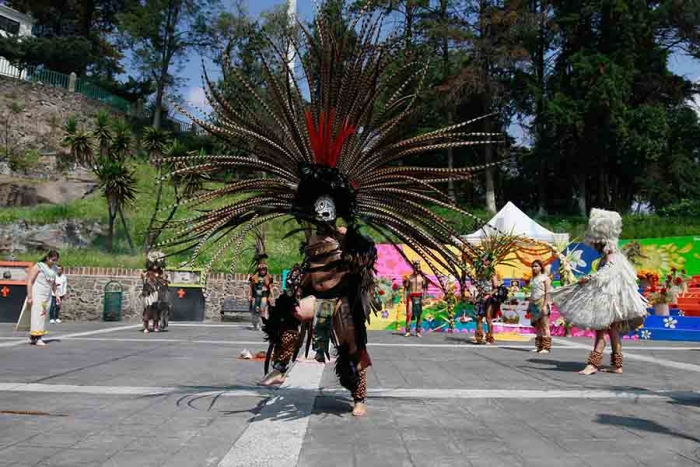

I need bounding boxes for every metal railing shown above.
[0,58,134,114]
[75,78,132,113]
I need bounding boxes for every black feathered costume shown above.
[159,6,499,408]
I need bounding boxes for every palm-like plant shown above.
[93,110,112,158]
[142,127,171,165]
[62,129,95,167]
[61,114,138,252]
[63,115,78,135]
[109,119,133,162]
[95,158,138,252]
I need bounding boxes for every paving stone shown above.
[2,324,700,467]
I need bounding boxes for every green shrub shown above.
[8,149,41,172]
[657,199,700,218]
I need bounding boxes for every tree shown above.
[119,0,219,129]
[0,35,94,75]
[537,0,700,214]
[7,0,127,76]
[95,155,137,252]
[62,114,137,252]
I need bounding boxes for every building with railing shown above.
[0,4,34,79]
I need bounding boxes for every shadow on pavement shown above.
[595,413,700,444]
[526,358,583,372]
[159,384,353,422]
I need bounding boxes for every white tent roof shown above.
[463,201,569,244]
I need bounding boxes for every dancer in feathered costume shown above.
[463,233,519,344]
[552,209,647,375]
[141,250,170,333]
[158,6,499,416]
[248,230,273,331]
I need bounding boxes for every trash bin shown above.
[168,268,205,321]
[103,281,123,321]
[0,261,32,323]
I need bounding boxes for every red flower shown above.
[378,290,385,296]
[674,277,683,285]
[667,274,673,281]
[660,287,668,294]
[392,283,399,291]
[671,267,677,273]
[649,286,657,293]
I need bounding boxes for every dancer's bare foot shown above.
[539,349,550,354]
[259,370,286,386]
[403,332,411,337]
[578,364,598,375]
[415,332,422,338]
[352,402,367,417]
[143,329,149,334]
[35,339,48,347]
[601,367,623,374]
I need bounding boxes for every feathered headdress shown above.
[462,232,523,280]
[160,7,501,281]
[146,250,166,270]
[584,208,622,254]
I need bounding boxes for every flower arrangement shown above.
[647,285,672,305]
[376,277,402,309]
[637,269,659,284]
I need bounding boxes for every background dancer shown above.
[141,251,169,333]
[552,209,647,375]
[473,260,500,345]
[248,238,272,331]
[528,260,552,353]
[403,261,428,337]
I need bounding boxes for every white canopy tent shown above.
[463,201,569,245]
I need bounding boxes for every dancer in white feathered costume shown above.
[551,209,647,375]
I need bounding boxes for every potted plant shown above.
[648,285,672,316]
[637,270,659,289]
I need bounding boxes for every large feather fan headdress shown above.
[160,5,502,282]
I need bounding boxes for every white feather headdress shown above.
[584,208,622,253]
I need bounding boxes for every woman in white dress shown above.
[551,209,647,375]
[16,250,60,347]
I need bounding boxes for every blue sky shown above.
[180,1,700,145]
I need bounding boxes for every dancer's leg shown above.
[260,330,298,386]
[540,315,552,354]
[404,300,413,337]
[579,330,605,375]
[474,316,484,344]
[603,328,623,374]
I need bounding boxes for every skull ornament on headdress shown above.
[314,196,336,223]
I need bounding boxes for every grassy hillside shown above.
[3,162,700,273]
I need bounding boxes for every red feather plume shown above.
[305,109,356,167]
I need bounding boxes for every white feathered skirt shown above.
[551,253,648,331]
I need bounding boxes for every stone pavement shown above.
[0,322,699,467]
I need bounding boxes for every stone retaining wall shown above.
[60,267,281,322]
